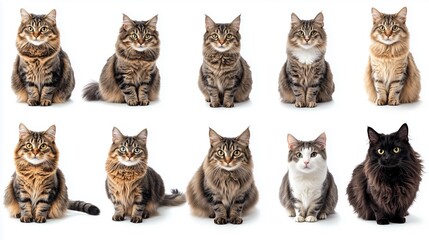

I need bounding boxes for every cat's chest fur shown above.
[290,47,322,65]
[288,167,327,208]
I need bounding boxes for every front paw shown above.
[34,216,47,223]
[126,99,139,106]
[214,217,228,225]
[223,102,235,108]
[390,217,406,224]
[294,216,305,222]
[388,99,400,106]
[20,215,33,223]
[140,100,150,106]
[295,101,305,108]
[318,213,327,220]
[130,216,143,223]
[112,214,125,221]
[376,218,390,225]
[307,101,317,108]
[209,101,221,108]
[27,99,40,106]
[305,216,318,222]
[376,98,387,106]
[230,217,243,224]
[40,99,52,106]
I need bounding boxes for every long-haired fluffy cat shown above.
[198,15,252,108]
[279,133,338,222]
[4,124,100,223]
[347,124,423,225]
[186,128,258,224]
[83,14,160,106]
[105,127,185,223]
[278,12,335,108]
[11,9,75,106]
[364,7,421,105]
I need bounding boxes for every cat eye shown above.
[27,26,34,32]
[211,33,218,40]
[133,147,142,154]
[217,150,224,156]
[297,31,304,36]
[392,25,399,31]
[378,25,385,31]
[233,150,241,157]
[225,34,233,40]
[40,27,48,33]
[40,143,47,149]
[377,149,385,155]
[393,147,401,153]
[25,143,33,149]
[310,152,317,158]
[295,152,302,158]
[130,33,138,40]
[144,34,152,40]
[119,146,126,153]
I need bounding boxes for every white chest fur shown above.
[288,167,327,209]
[291,47,322,65]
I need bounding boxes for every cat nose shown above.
[225,157,232,164]
[304,159,309,165]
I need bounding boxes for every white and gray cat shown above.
[279,133,338,222]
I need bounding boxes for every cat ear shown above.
[19,123,30,139]
[291,13,301,28]
[44,125,56,142]
[122,14,134,31]
[396,123,409,141]
[209,128,222,146]
[146,15,158,28]
[237,127,250,146]
[230,15,241,32]
[287,134,299,150]
[205,15,216,31]
[45,9,56,25]
[136,129,148,144]
[371,8,382,24]
[112,127,124,144]
[314,132,326,149]
[314,12,324,27]
[367,127,380,144]
[20,8,31,23]
[396,7,407,23]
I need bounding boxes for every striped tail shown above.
[82,82,101,101]
[160,189,186,206]
[68,200,100,215]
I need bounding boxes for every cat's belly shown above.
[290,179,323,209]
[370,57,407,83]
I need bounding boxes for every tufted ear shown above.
[20,8,31,23]
[314,132,326,150]
[396,7,407,23]
[44,125,56,142]
[230,15,241,32]
[313,12,324,27]
[371,7,382,24]
[396,123,409,142]
[291,13,301,28]
[236,127,250,147]
[136,128,148,144]
[112,127,124,144]
[209,128,222,146]
[122,14,134,31]
[45,9,56,25]
[146,15,158,28]
[287,133,299,150]
[19,123,30,140]
[205,15,216,31]
[367,126,380,145]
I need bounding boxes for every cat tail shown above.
[68,200,100,215]
[160,189,186,206]
[82,81,102,101]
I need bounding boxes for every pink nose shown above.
[304,159,309,165]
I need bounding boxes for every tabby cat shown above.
[278,12,334,108]
[347,124,423,225]
[105,127,186,223]
[186,128,258,224]
[11,9,75,106]
[83,14,160,106]
[279,133,338,222]
[4,124,100,223]
[364,7,420,105]
[198,15,252,108]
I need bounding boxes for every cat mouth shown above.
[379,38,398,45]
[119,159,140,166]
[28,39,46,46]
[214,45,231,52]
[132,46,147,52]
[24,157,45,165]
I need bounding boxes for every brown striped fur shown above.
[105,127,185,223]
[364,7,420,105]
[186,128,258,224]
[11,9,75,106]
[4,124,99,223]
[83,14,160,106]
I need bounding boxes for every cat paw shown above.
[126,99,139,106]
[20,216,33,223]
[14,213,21,218]
[307,101,317,108]
[230,217,243,224]
[318,213,327,220]
[209,213,216,218]
[223,102,235,108]
[139,100,150,106]
[390,217,406,224]
[294,216,305,222]
[388,99,400,106]
[34,216,47,223]
[142,210,150,219]
[295,101,305,108]
[209,102,221,108]
[214,217,228,225]
[376,98,387,106]
[305,216,318,222]
[27,100,40,106]
[376,218,390,225]
[130,216,143,223]
[112,214,125,221]
[40,99,52,106]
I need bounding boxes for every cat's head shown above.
[367,123,412,168]
[15,123,58,167]
[204,15,241,53]
[17,9,59,48]
[108,127,148,167]
[118,14,159,53]
[371,7,408,45]
[288,12,326,50]
[207,128,251,171]
[287,133,327,173]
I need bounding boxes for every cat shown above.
[4,124,100,223]
[83,14,160,106]
[105,127,186,223]
[278,12,334,108]
[279,133,338,222]
[11,9,75,106]
[364,7,421,105]
[346,123,423,225]
[186,128,258,224]
[198,15,252,108]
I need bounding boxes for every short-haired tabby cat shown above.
[11,9,75,106]
[278,12,334,108]
[198,15,252,108]
[364,7,421,105]
[83,14,160,106]
[105,127,186,223]
[279,133,338,222]
[347,124,423,225]
[4,124,100,223]
[186,128,258,224]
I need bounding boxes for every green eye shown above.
[211,33,218,40]
[40,26,48,32]
[393,147,400,153]
[233,150,241,157]
[25,143,33,149]
[144,34,151,40]
[133,147,142,154]
[27,26,34,32]
[377,149,385,155]
[40,143,47,149]
[225,33,233,40]
[310,152,317,158]
[217,150,224,156]
[130,33,138,40]
[296,152,302,158]
[378,25,385,31]
[392,25,399,31]
[119,146,126,153]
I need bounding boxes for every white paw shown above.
[305,216,318,222]
[295,216,305,222]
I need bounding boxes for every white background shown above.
[1,0,428,239]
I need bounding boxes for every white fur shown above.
[119,158,140,166]
[24,156,45,165]
[377,35,399,45]
[132,45,147,52]
[291,47,321,65]
[27,39,45,46]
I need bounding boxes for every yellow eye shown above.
[119,146,126,153]
[393,147,400,153]
[225,33,233,40]
[295,152,302,158]
[211,33,218,40]
[133,147,142,154]
[25,143,33,149]
[233,150,241,157]
[310,152,317,158]
[377,149,385,155]
[40,143,47,149]
[40,26,48,32]
[130,33,138,40]
[217,150,224,156]
[27,26,34,32]
[392,25,399,31]
[144,34,151,40]
[297,30,304,36]
[378,25,385,31]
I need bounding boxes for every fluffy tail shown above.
[161,189,186,206]
[68,200,100,215]
[82,82,101,101]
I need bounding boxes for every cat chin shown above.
[27,39,46,46]
[119,159,140,167]
[213,46,231,53]
[297,43,316,50]
[378,38,398,45]
[132,46,148,52]
[220,165,240,171]
[24,157,45,165]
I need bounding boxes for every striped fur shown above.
[279,12,334,108]
[186,128,258,224]
[364,7,420,105]
[279,133,338,222]
[11,9,75,106]
[105,128,185,223]
[83,14,160,106]
[4,124,100,223]
[198,15,252,108]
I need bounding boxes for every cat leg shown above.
[304,203,320,222]
[119,81,139,106]
[130,203,145,223]
[222,77,237,108]
[306,86,319,108]
[137,83,151,106]
[211,194,228,224]
[229,195,246,224]
[387,79,404,106]
[293,203,306,222]
[26,84,41,106]
[290,83,306,108]
[40,85,56,106]
[373,79,388,105]
[112,203,126,221]
[390,216,406,224]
